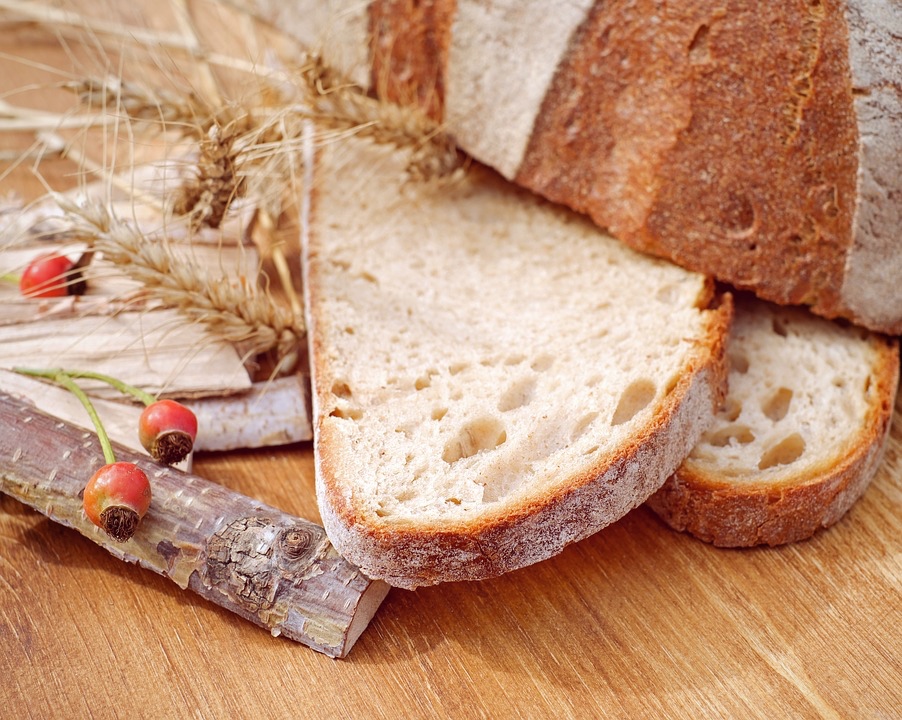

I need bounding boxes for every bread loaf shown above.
[257,0,902,334]
[647,295,899,546]
[305,137,731,587]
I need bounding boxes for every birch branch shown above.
[0,389,388,658]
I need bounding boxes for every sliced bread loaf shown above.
[257,0,902,334]
[647,295,899,547]
[304,137,732,588]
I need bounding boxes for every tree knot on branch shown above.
[201,516,328,617]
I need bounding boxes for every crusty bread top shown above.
[305,137,731,587]
[647,295,899,546]
[513,1,867,324]
[260,0,902,333]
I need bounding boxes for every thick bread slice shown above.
[647,295,899,547]
[305,137,732,588]
[256,0,902,333]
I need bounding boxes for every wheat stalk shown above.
[64,76,207,133]
[51,193,303,373]
[2,0,464,374]
[294,52,463,180]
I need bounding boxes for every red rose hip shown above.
[83,462,152,542]
[138,399,198,465]
[19,252,76,298]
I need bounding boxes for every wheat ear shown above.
[295,52,462,180]
[52,194,303,371]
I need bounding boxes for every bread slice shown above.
[647,295,899,547]
[304,137,732,588]
[257,0,902,334]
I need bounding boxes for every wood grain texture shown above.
[1,425,900,718]
[0,3,899,717]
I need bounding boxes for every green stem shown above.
[14,368,117,465]
[1,272,20,284]
[14,366,156,406]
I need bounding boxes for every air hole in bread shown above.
[705,424,755,447]
[331,381,353,399]
[584,445,599,455]
[498,377,537,412]
[729,352,750,374]
[449,362,468,375]
[505,354,526,365]
[772,317,789,337]
[758,433,806,469]
[762,387,793,421]
[445,497,462,505]
[415,375,431,391]
[722,398,742,422]
[531,354,554,372]
[432,407,448,421]
[343,326,355,335]
[358,271,378,284]
[329,406,363,421]
[442,417,507,463]
[571,412,599,441]
[723,193,757,237]
[688,23,710,64]
[611,379,656,426]
[586,374,602,388]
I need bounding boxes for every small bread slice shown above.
[305,137,732,588]
[647,295,899,547]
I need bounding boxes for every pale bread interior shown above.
[685,296,880,484]
[309,140,722,528]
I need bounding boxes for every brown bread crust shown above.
[313,292,733,588]
[516,0,859,325]
[368,0,456,120]
[258,0,900,331]
[646,334,899,547]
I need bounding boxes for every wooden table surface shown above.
[1,3,900,719]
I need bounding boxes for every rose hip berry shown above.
[82,462,152,542]
[12,367,156,541]
[19,252,76,298]
[138,399,198,465]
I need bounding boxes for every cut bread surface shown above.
[305,138,731,587]
[647,295,899,546]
